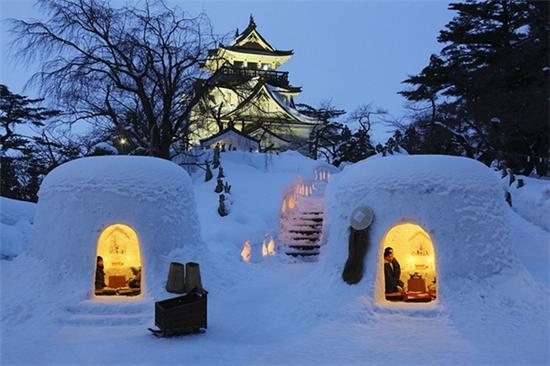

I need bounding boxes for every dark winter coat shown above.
[95,265,106,290]
[384,258,404,293]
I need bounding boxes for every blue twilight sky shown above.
[0,0,453,143]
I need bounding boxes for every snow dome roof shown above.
[31,156,202,301]
[335,154,498,194]
[321,155,519,306]
[39,155,188,199]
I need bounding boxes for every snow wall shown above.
[320,155,521,307]
[30,156,202,302]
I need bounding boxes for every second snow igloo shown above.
[322,155,518,305]
[30,156,202,301]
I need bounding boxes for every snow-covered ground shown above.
[1,152,549,365]
[502,174,550,232]
[0,197,35,260]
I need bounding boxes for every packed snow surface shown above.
[503,175,550,231]
[1,152,549,365]
[0,197,35,260]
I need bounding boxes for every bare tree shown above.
[346,103,388,132]
[10,0,219,159]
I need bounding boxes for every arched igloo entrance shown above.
[378,223,437,303]
[95,224,142,297]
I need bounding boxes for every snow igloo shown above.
[30,156,202,301]
[322,155,518,306]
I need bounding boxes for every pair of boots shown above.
[166,262,203,294]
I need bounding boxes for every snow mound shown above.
[321,154,521,306]
[0,197,35,260]
[504,175,550,231]
[30,156,203,302]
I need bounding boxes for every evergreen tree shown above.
[0,84,59,155]
[400,0,549,174]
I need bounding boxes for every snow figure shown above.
[217,166,225,179]
[321,155,520,307]
[214,178,224,193]
[217,194,228,217]
[223,181,231,194]
[204,162,213,182]
[213,144,221,169]
[30,156,202,302]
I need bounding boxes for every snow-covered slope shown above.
[1,152,549,365]
[502,175,550,231]
[192,151,321,258]
[0,197,35,260]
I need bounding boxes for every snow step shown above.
[280,174,330,258]
[286,250,320,257]
[64,302,150,315]
[287,231,321,237]
[286,236,320,243]
[286,223,323,229]
[287,244,321,250]
[288,229,322,234]
[291,217,323,223]
[60,313,150,326]
[282,241,320,247]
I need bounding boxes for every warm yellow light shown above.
[382,223,437,286]
[119,138,127,145]
[262,242,268,257]
[267,238,275,255]
[241,241,252,262]
[288,195,295,209]
[96,224,141,291]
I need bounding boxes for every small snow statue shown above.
[507,169,515,186]
[213,144,221,168]
[517,179,524,188]
[218,194,228,217]
[204,162,213,182]
[214,178,224,193]
[223,181,231,194]
[218,166,225,179]
[505,191,512,207]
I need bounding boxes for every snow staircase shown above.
[281,199,324,257]
[60,301,152,327]
[279,166,337,258]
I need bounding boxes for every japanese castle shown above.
[190,16,321,153]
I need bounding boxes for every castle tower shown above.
[190,16,321,153]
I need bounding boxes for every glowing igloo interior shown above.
[95,224,142,296]
[378,223,437,302]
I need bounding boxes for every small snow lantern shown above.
[30,156,202,302]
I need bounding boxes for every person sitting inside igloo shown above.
[95,256,106,292]
[384,247,404,296]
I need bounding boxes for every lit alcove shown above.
[378,223,437,303]
[95,224,142,297]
